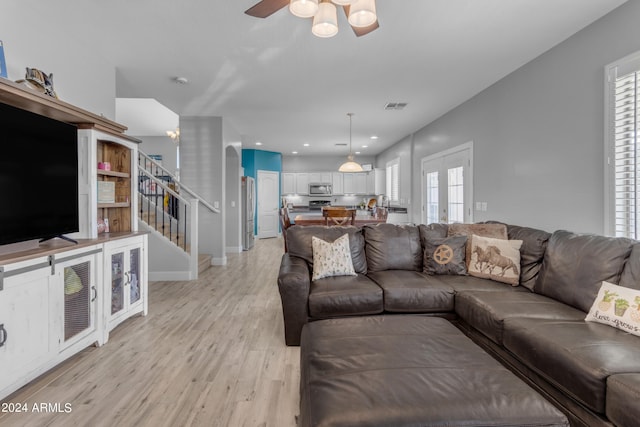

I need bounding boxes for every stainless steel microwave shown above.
[309,183,332,196]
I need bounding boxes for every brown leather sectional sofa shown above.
[277,222,640,427]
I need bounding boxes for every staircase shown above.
[137,151,220,279]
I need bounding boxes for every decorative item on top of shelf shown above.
[15,67,58,98]
[98,162,111,171]
[0,40,7,78]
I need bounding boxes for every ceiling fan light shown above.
[289,0,319,18]
[312,1,338,38]
[348,0,376,27]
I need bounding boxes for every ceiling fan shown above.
[245,0,379,38]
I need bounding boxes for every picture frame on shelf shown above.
[362,163,372,171]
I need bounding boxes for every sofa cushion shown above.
[418,223,449,241]
[308,274,383,318]
[483,222,552,291]
[436,274,528,293]
[367,270,455,313]
[534,230,634,313]
[619,242,640,290]
[447,223,508,269]
[585,281,640,337]
[503,317,640,414]
[287,225,367,274]
[607,374,640,427]
[363,223,422,273]
[505,224,552,291]
[311,234,356,280]
[468,234,522,286]
[456,291,585,345]
[423,235,468,276]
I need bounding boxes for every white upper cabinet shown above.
[282,173,296,194]
[295,173,309,195]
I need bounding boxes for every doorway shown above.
[421,142,473,224]
[257,170,279,238]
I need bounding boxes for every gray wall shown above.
[0,4,116,119]
[376,0,640,234]
[180,116,225,263]
[138,136,179,176]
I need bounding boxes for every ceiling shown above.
[21,0,629,156]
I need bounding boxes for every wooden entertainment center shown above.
[0,78,148,400]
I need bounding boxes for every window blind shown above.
[386,159,399,202]
[613,70,639,238]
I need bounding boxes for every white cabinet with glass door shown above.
[104,234,148,339]
[422,143,473,224]
[55,246,103,355]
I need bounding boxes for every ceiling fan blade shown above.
[245,0,290,18]
[342,5,379,37]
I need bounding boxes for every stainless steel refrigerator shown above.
[242,176,255,250]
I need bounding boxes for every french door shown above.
[422,143,473,224]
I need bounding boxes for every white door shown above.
[422,143,473,224]
[257,170,280,238]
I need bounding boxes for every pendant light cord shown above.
[348,112,354,155]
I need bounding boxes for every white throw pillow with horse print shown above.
[468,234,523,286]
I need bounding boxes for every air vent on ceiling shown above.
[384,102,408,110]
[335,143,347,147]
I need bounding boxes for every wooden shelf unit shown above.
[96,139,132,234]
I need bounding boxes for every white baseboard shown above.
[226,246,243,254]
[212,256,227,266]
[149,271,195,281]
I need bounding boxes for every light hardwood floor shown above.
[0,237,299,427]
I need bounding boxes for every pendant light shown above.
[312,0,338,38]
[348,0,377,28]
[339,113,364,172]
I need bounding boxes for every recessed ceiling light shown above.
[292,151,298,154]
[355,151,361,155]
[362,145,368,148]
[303,143,310,147]
[370,135,378,140]
[174,76,189,84]
[255,142,263,146]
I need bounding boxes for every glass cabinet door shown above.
[111,252,125,315]
[129,248,141,305]
[64,262,91,341]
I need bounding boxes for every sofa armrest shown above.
[278,253,311,346]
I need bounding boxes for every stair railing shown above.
[139,151,217,279]
[139,151,220,214]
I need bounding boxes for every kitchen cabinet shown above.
[367,168,386,195]
[309,172,332,183]
[332,172,344,195]
[282,173,296,194]
[295,173,309,195]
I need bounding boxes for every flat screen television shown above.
[0,101,79,246]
